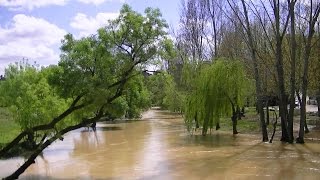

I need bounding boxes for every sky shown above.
[0,0,181,75]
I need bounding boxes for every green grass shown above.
[216,107,310,134]
[245,107,258,115]
[215,107,268,133]
[0,107,21,147]
[218,116,260,133]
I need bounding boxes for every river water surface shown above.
[1,109,320,179]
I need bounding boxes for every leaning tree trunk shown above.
[269,109,278,143]
[4,114,102,180]
[0,96,86,158]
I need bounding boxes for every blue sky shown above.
[0,0,180,74]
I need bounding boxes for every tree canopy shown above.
[185,59,250,135]
[0,4,169,179]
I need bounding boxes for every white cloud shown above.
[0,0,68,11]
[77,0,108,5]
[0,0,126,10]
[70,12,119,37]
[0,14,67,74]
[77,0,125,5]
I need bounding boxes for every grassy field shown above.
[0,107,20,148]
[215,107,257,133]
[219,116,261,133]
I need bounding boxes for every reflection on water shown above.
[1,109,320,180]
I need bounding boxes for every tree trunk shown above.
[305,118,310,133]
[202,118,209,136]
[297,0,320,143]
[276,38,290,143]
[26,132,36,150]
[271,0,291,143]
[317,95,320,117]
[274,27,290,142]
[297,43,312,144]
[297,90,309,133]
[238,0,268,142]
[258,97,268,141]
[4,114,102,180]
[266,100,270,125]
[4,118,94,179]
[232,113,238,134]
[195,112,199,128]
[288,0,297,144]
[216,122,220,130]
[297,92,307,144]
[269,110,278,143]
[0,97,86,158]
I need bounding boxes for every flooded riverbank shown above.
[1,109,320,179]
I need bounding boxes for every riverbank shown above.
[1,106,319,148]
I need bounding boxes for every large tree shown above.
[0,4,168,180]
[0,62,71,150]
[296,0,320,143]
[185,59,249,135]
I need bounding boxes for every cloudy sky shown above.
[0,0,180,74]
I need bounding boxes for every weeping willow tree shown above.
[185,59,249,135]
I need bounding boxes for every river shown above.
[1,108,320,179]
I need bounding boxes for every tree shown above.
[124,74,151,118]
[179,0,208,62]
[162,73,185,113]
[1,4,168,179]
[309,26,320,117]
[176,0,320,143]
[185,59,249,135]
[296,0,320,143]
[146,72,168,107]
[0,63,70,150]
[226,0,269,141]
[260,0,292,143]
[205,0,225,58]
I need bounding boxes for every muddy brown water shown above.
[1,109,320,180]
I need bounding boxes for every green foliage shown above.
[162,74,185,112]
[0,108,20,146]
[146,72,167,106]
[146,72,185,112]
[48,4,168,120]
[0,5,169,177]
[124,75,151,118]
[184,59,250,135]
[180,61,200,90]
[0,5,168,133]
[0,64,70,132]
